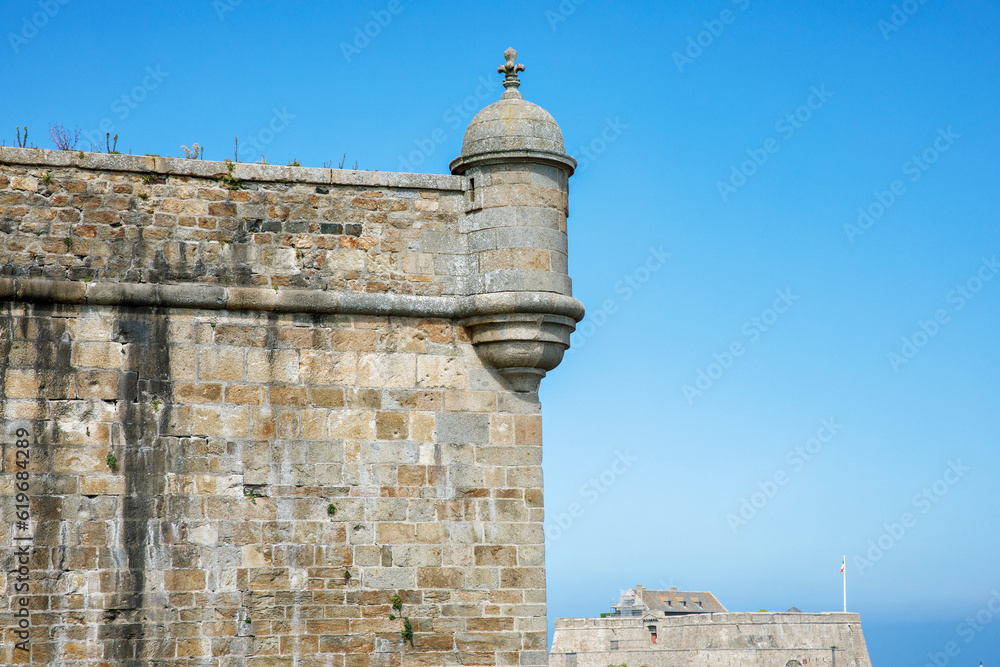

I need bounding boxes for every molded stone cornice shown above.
[0,277,583,322]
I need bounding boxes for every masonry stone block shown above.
[436,412,490,445]
[358,353,416,389]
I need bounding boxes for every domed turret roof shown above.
[461,97,565,156]
[452,48,572,172]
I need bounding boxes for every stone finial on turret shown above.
[498,47,525,99]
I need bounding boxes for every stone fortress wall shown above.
[0,48,582,667]
[550,612,873,667]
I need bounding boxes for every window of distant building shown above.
[648,626,657,644]
[610,640,619,650]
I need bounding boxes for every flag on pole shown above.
[841,556,847,612]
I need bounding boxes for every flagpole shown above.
[842,556,847,612]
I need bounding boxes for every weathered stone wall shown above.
[0,149,466,295]
[0,147,579,666]
[550,612,873,667]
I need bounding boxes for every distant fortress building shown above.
[551,586,873,667]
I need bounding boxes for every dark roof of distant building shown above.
[617,586,727,615]
[787,606,802,613]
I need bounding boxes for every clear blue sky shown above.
[4,1,999,665]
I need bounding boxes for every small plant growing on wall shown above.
[221,159,242,190]
[242,610,255,639]
[337,153,358,170]
[106,453,117,471]
[327,503,336,520]
[401,617,413,646]
[50,123,80,150]
[344,569,352,582]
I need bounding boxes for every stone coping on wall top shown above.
[0,277,585,322]
[552,648,860,657]
[0,147,466,192]
[554,612,863,627]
